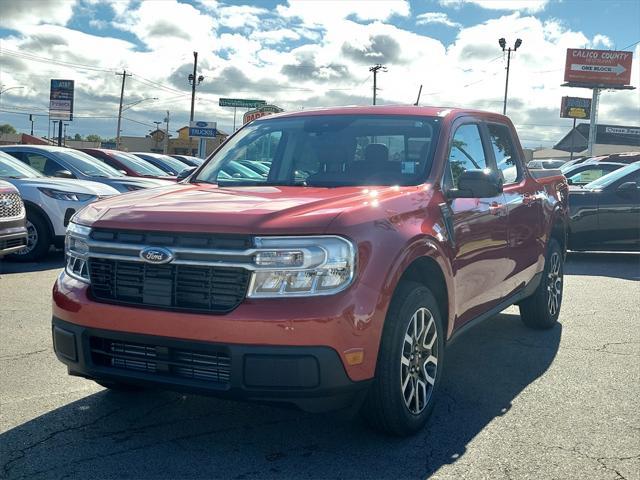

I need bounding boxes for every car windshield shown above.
[0,151,42,178]
[137,154,189,174]
[57,149,124,177]
[195,115,441,187]
[109,151,169,176]
[583,163,640,190]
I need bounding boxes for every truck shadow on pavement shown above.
[0,251,65,274]
[0,313,561,480]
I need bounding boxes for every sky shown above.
[0,0,639,148]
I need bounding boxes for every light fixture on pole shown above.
[499,37,522,115]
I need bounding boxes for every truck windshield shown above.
[195,115,441,187]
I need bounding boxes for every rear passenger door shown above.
[486,122,544,296]
[442,121,509,328]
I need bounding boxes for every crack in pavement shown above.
[1,405,128,479]
[0,350,49,361]
[6,416,307,479]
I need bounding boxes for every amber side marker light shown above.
[344,348,365,365]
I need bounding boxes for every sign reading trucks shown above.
[564,49,633,86]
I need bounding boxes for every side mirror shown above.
[616,181,638,195]
[176,166,196,181]
[448,169,503,198]
[566,177,574,185]
[54,169,74,179]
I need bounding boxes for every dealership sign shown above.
[219,98,266,108]
[49,79,74,121]
[188,121,217,137]
[564,49,633,86]
[560,96,592,119]
[243,105,284,125]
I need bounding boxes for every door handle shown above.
[489,201,506,216]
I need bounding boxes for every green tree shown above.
[0,124,17,134]
[74,133,82,141]
[86,134,101,142]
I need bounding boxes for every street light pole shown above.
[188,52,205,122]
[499,38,522,116]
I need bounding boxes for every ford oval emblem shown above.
[196,121,208,127]
[139,247,174,264]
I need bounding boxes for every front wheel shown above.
[519,238,564,330]
[9,211,51,262]
[361,282,445,436]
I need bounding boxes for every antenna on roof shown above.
[414,85,423,106]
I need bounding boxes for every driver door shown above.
[442,121,510,328]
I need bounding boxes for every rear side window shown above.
[487,123,520,184]
[448,124,488,188]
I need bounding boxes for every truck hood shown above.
[3,177,120,196]
[75,183,408,234]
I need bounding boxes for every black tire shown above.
[8,210,52,262]
[95,380,146,392]
[361,281,445,436]
[519,238,564,330]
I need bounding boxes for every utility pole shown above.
[115,70,132,150]
[164,110,170,154]
[369,64,386,105]
[498,38,522,115]
[188,52,205,122]
[63,123,68,146]
[29,114,34,135]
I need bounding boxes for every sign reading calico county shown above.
[564,49,633,86]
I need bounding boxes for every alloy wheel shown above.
[547,252,562,316]
[17,220,38,255]
[400,307,438,415]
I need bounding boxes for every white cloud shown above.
[592,34,613,48]
[1,1,637,146]
[276,0,410,27]
[0,0,78,29]
[416,12,462,28]
[440,0,550,13]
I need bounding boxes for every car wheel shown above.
[519,238,564,330]
[361,281,445,436]
[9,211,51,262]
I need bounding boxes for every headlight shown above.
[247,236,356,298]
[65,222,91,283]
[38,188,96,202]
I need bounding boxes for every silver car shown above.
[0,145,173,193]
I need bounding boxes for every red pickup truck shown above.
[53,106,568,436]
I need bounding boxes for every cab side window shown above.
[487,123,520,184]
[24,153,67,177]
[448,124,488,188]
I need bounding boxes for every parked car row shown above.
[0,146,207,261]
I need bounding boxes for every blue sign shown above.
[189,121,217,138]
[189,127,217,137]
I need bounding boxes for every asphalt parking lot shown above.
[1,252,639,480]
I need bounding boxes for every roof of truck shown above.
[265,105,507,121]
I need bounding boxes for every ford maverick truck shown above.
[52,106,568,436]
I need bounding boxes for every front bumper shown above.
[52,317,371,412]
[0,219,27,256]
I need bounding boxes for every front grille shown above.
[90,337,231,384]
[90,229,252,250]
[88,258,250,313]
[0,193,24,219]
[0,237,26,251]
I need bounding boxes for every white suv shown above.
[0,151,119,261]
